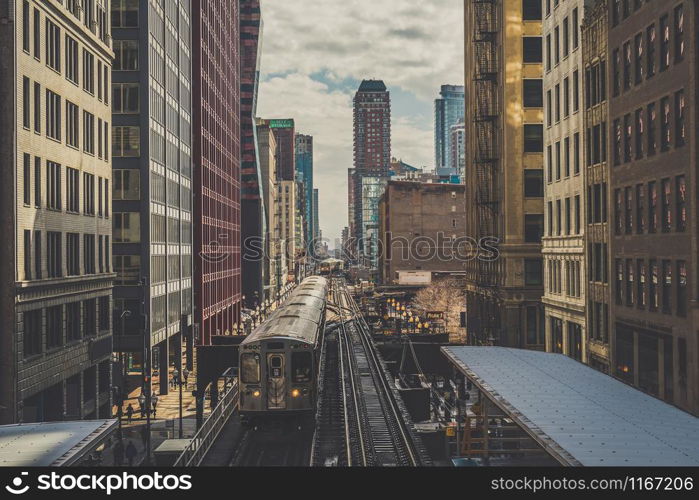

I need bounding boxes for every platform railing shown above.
[173,378,239,467]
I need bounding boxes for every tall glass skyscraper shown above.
[295,134,313,246]
[434,85,465,177]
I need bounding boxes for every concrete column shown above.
[159,340,169,395]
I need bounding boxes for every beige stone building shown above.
[463,0,545,347]
[279,179,297,282]
[543,0,588,362]
[0,0,113,423]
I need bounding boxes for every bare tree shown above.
[412,278,465,343]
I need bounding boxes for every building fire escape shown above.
[471,0,502,344]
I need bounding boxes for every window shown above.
[524,169,543,198]
[613,118,621,166]
[677,261,687,317]
[660,15,670,71]
[573,70,579,112]
[111,0,139,27]
[24,309,42,357]
[614,188,623,235]
[34,157,41,207]
[525,214,544,243]
[646,24,656,79]
[547,201,553,235]
[563,78,569,118]
[22,154,32,205]
[84,299,97,337]
[66,302,81,342]
[555,141,561,180]
[546,34,551,71]
[45,19,61,71]
[623,114,632,162]
[565,198,571,235]
[661,178,671,233]
[523,124,543,152]
[65,35,78,84]
[112,126,140,157]
[546,90,552,126]
[113,40,139,70]
[241,353,260,384]
[647,103,657,155]
[82,49,95,94]
[522,0,542,20]
[625,187,633,234]
[612,49,620,96]
[523,37,543,63]
[623,41,631,91]
[574,195,581,234]
[526,306,542,345]
[524,259,543,286]
[563,17,569,57]
[34,230,41,278]
[22,1,30,52]
[674,4,684,63]
[634,108,643,159]
[46,161,61,210]
[547,145,553,182]
[66,101,79,148]
[662,260,672,314]
[675,89,686,147]
[660,96,671,151]
[573,132,580,174]
[626,260,634,307]
[22,77,32,129]
[555,84,560,122]
[634,33,643,84]
[66,167,79,213]
[112,83,140,113]
[572,8,579,49]
[47,231,62,278]
[649,260,659,311]
[46,90,61,140]
[564,137,570,177]
[676,175,686,232]
[648,181,658,233]
[556,199,562,235]
[114,255,141,285]
[114,213,141,243]
[83,111,94,154]
[66,232,79,276]
[637,260,646,309]
[23,230,31,279]
[46,305,63,349]
[83,173,95,215]
[84,234,95,274]
[98,118,103,158]
[523,79,543,107]
[636,184,646,233]
[554,26,560,64]
[33,82,41,133]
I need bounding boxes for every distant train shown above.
[239,276,328,423]
[318,258,344,276]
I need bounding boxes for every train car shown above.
[239,276,328,423]
[318,258,344,276]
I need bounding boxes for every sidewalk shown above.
[101,363,216,466]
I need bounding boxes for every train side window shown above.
[241,353,260,384]
[292,352,312,383]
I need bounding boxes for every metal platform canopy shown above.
[442,347,699,466]
[0,420,117,467]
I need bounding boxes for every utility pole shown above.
[140,277,151,465]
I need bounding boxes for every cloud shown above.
[256,0,464,243]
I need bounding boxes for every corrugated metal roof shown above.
[442,347,699,466]
[0,420,117,466]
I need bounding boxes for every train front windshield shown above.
[241,353,260,383]
[292,352,312,383]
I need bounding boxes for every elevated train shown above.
[239,276,328,423]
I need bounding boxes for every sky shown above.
[256,0,465,245]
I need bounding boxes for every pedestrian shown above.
[182,368,190,387]
[113,440,125,467]
[172,368,179,388]
[139,402,145,419]
[152,406,157,419]
[125,441,137,467]
[126,403,134,424]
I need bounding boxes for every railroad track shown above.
[312,279,429,466]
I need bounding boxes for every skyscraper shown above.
[111,0,194,396]
[434,84,465,177]
[352,80,391,258]
[0,0,113,423]
[295,134,314,246]
[312,189,320,242]
[463,0,544,347]
[269,119,296,181]
[193,0,242,344]
[240,0,264,307]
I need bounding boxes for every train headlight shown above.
[291,389,300,398]
[253,390,261,397]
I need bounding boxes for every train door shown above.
[266,353,287,409]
